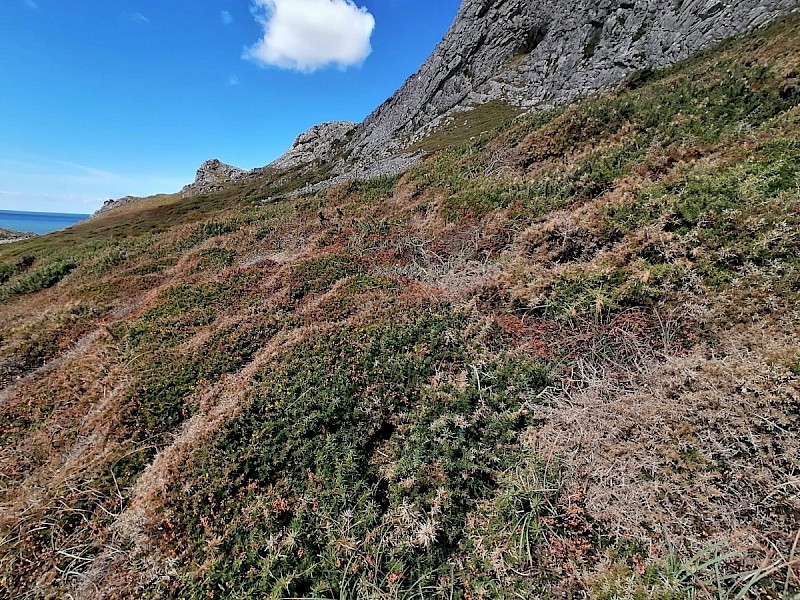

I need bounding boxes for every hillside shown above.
[349,0,799,161]
[0,13,799,600]
[162,0,799,203]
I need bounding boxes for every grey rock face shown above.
[181,159,247,195]
[348,0,800,159]
[269,121,357,171]
[95,195,143,215]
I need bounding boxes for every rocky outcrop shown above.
[269,121,357,171]
[95,195,143,215]
[181,159,247,195]
[0,228,35,244]
[348,0,800,159]
[177,0,799,198]
[112,0,800,205]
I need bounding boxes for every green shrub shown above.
[542,267,673,318]
[5,260,77,297]
[443,184,512,222]
[790,359,800,376]
[124,319,279,452]
[160,312,552,598]
[199,246,237,269]
[347,174,400,203]
[603,142,800,288]
[186,219,240,246]
[289,253,361,298]
[0,263,15,285]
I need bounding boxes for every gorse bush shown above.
[159,312,552,598]
[184,218,241,248]
[347,174,400,203]
[4,260,77,298]
[124,321,279,444]
[198,246,237,270]
[0,255,34,285]
[0,264,15,285]
[603,140,800,289]
[289,253,361,299]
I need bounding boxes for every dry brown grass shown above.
[527,304,800,574]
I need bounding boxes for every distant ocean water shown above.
[0,210,90,235]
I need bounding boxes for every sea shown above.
[0,209,90,235]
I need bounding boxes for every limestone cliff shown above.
[348,0,800,159]
[178,0,799,197]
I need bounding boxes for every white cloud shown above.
[221,10,233,25]
[123,12,150,24]
[23,0,39,11]
[244,0,375,73]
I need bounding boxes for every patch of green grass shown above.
[289,253,361,299]
[789,356,800,376]
[590,540,800,600]
[347,174,400,203]
[0,283,283,593]
[568,140,649,199]
[583,25,603,59]
[411,101,523,153]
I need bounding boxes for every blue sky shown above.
[0,0,460,213]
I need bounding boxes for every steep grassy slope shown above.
[0,17,799,599]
